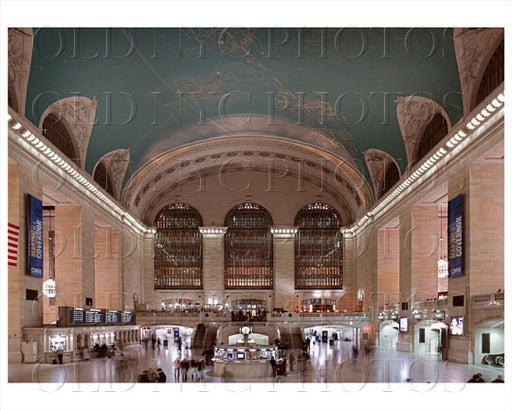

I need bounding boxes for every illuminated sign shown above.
[450,316,464,336]
[42,279,56,298]
[399,317,408,332]
[448,194,463,278]
[27,195,43,277]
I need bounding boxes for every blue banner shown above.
[448,194,463,278]
[27,194,43,277]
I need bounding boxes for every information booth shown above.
[213,344,279,378]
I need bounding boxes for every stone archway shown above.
[122,133,374,226]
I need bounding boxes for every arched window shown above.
[380,162,400,198]
[475,39,504,108]
[154,203,203,289]
[93,162,114,197]
[295,203,343,289]
[42,113,79,166]
[415,113,448,164]
[224,202,273,289]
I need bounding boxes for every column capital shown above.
[270,226,298,239]
[199,226,228,237]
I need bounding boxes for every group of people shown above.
[467,373,504,383]
[137,368,167,383]
[173,357,205,382]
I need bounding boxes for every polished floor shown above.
[8,336,505,384]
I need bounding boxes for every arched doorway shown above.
[414,320,447,356]
[379,320,399,350]
[474,319,504,367]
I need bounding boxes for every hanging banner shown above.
[27,194,44,277]
[448,194,463,278]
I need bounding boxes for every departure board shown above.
[121,312,132,323]
[86,311,103,323]
[73,309,85,323]
[106,311,119,323]
[58,307,134,327]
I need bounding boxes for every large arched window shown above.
[415,113,448,164]
[475,39,504,108]
[224,202,273,289]
[93,162,114,197]
[154,203,203,289]
[295,203,343,289]
[42,113,80,166]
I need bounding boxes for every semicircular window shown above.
[93,162,114,197]
[154,203,203,289]
[415,113,448,165]
[42,113,79,166]
[224,202,273,289]
[295,203,343,289]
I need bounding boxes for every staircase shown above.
[291,327,304,350]
[192,323,206,348]
[202,324,219,348]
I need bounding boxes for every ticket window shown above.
[48,336,67,352]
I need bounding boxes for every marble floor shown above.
[8,338,505,385]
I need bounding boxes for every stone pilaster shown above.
[95,227,121,310]
[377,227,400,306]
[411,205,438,302]
[271,227,297,311]
[341,229,357,310]
[54,205,86,307]
[200,227,227,304]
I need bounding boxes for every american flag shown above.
[8,223,20,267]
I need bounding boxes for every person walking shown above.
[269,356,277,378]
[288,352,296,371]
[56,347,64,364]
[173,358,181,381]
[181,358,189,381]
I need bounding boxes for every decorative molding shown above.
[363,149,401,199]
[8,28,33,116]
[92,148,131,200]
[453,28,504,115]
[395,95,452,168]
[270,227,298,239]
[38,96,98,168]
[199,227,228,237]
[8,108,153,237]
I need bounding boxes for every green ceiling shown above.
[26,28,463,187]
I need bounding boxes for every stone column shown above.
[270,227,297,311]
[355,223,378,312]
[54,205,85,307]
[377,227,400,306]
[397,209,413,352]
[342,229,357,311]
[467,161,504,294]
[81,208,96,306]
[410,205,438,302]
[199,227,227,305]
[95,227,121,310]
[446,160,504,364]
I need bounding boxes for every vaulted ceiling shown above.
[25,28,463,190]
